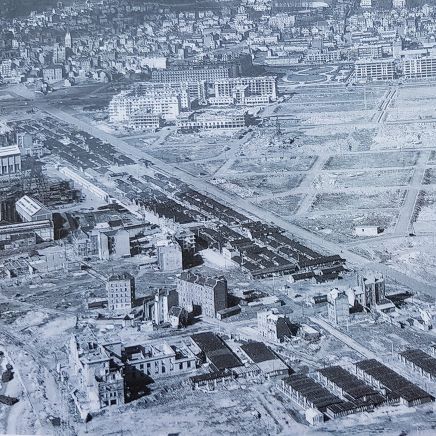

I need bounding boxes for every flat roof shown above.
[240,342,278,364]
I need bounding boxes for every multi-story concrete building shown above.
[327,288,349,326]
[157,242,183,271]
[151,64,234,84]
[177,111,247,131]
[109,90,181,124]
[210,76,277,106]
[129,112,161,130]
[355,59,396,81]
[402,56,436,79]
[357,45,383,59]
[106,272,136,312]
[0,144,21,177]
[42,65,63,83]
[176,271,227,318]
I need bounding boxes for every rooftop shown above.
[0,144,21,157]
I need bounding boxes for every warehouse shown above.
[190,332,242,372]
[399,349,436,381]
[354,359,434,407]
[240,341,290,376]
[317,366,386,407]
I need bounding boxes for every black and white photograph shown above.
[0,0,436,434]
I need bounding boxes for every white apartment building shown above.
[177,112,247,131]
[106,272,136,312]
[402,56,436,79]
[355,59,396,81]
[109,91,181,123]
[211,76,277,106]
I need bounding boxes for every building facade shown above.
[355,59,396,81]
[157,242,183,271]
[257,308,293,343]
[106,272,136,312]
[402,56,436,79]
[210,76,277,106]
[358,272,385,309]
[0,145,21,176]
[327,288,349,326]
[176,271,227,318]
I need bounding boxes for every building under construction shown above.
[0,175,81,224]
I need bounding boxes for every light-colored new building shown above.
[109,82,196,126]
[109,92,181,123]
[402,56,436,79]
[151,65,232,84]
[177,111,247,131]
[0,145,21,177]
[129,111,161,130]
[327,288,349,326]
[176,271,227,318]
[355,59,396,81]
[211,76,277,106]
[106,272,136,312]
[109,93,180,123]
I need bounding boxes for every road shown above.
[17,95,434,296]
[309,316,377,359]
[394,150,430,235]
